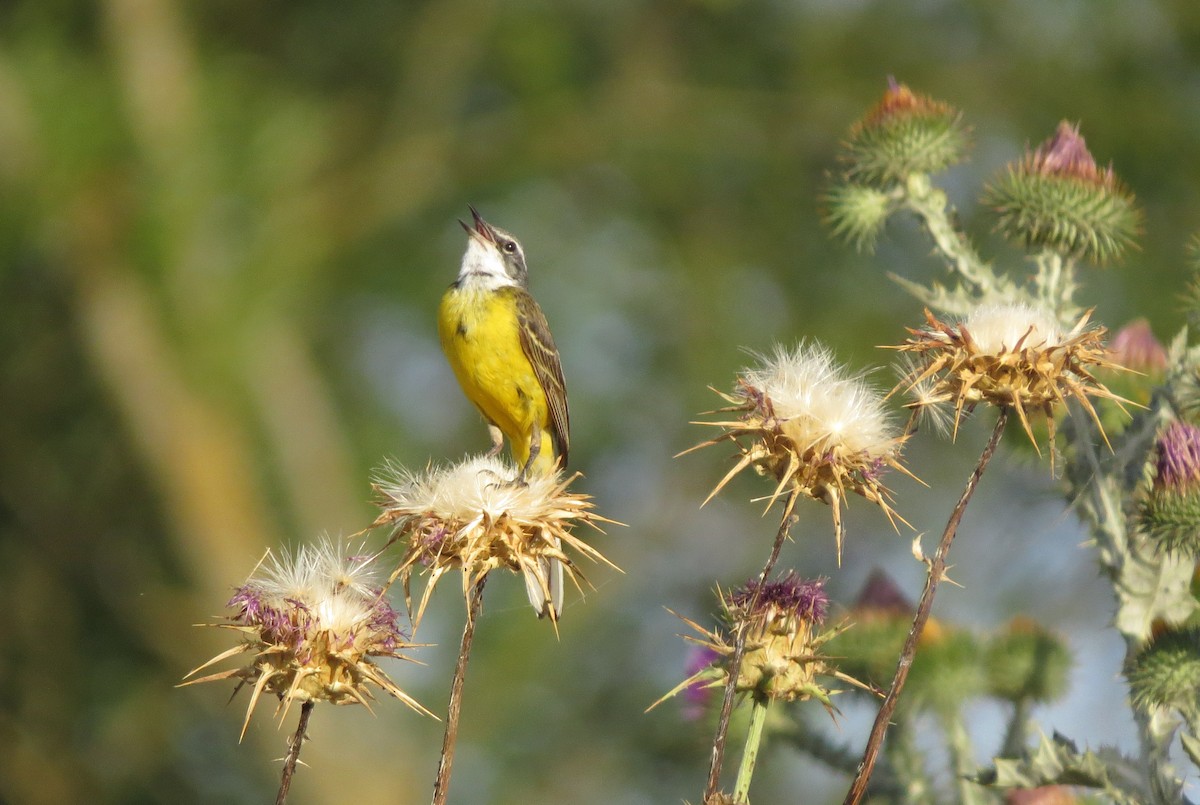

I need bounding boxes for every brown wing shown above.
[515,289,570,466]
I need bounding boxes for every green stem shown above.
[1064,398,1190,803]
[942,710,987,805]
[1000,697,1032,758]
[886,719,936,805]
[733,695,770,803]
[903,173,994,295]
[704,512,797,800]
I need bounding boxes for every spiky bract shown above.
[983,122,1141,264]
[686,342,912,562]
[893,304,1129,459]
[841,79,967,185]
[180,539,429,739]
[822,183,895,253]
[373,455,617,626]
[1127,628,1200,717]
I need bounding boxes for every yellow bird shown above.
[438,206,570,618]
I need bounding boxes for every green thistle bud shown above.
[840,78,968,186]
[983,121,1141,264]
[1127,627,1200,717]
[902,623,986,716]
[836,570,982,715]
[1183,235,1200,330]
[1138,420,1200,558]
[822,182,895,253]
[833,570,912,685]
[984,617,1072,704]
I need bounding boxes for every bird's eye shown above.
[502,240,517,254]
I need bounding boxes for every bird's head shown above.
[457,205,529,289]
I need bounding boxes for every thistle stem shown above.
[432,575,487,805]
[1000,696,1032,758]
[943,709,987,805]
[733,694,770,802]
[275,701,314,805]
[704,510,798,801]
[843,409,1008,805]
[903,172,994,294]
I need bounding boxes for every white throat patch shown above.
[457,237,516,291]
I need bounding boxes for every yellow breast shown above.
[438,284,550,467]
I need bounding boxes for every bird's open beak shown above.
[467,204,496,243]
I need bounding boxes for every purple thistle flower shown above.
[1110,319,1167,374]
[731,572,829,624]
[852,569,912,615]
[681,645,723,720]
[1030,122,1102,182]
[1155,421,1200,492]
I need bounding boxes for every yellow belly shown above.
[438,286,551,470]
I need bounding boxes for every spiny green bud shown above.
[1127,627,1200,717]
[1183,235,1200,330]
[840,78,968,186]
[833,570,913,686]
[983,121,1141,264]
[902,624,986,716]
[1138,420,1200,558]
[984,617,1072,704]
[822,183,894,253]
[837,570,983,715]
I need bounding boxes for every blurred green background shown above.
[4,1,1200,803]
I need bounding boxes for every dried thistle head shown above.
[685,342,913,562]
[650,574,869,712]
[372,455,618,627]
[180,539,430,739]
[892,304,1130,460]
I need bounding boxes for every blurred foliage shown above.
[4,1,1200,803]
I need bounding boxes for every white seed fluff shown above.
[961,303,1064,353]
[243,539,383,634]
[377,454,564,522]
[741,342,898,459]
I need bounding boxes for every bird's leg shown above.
[517,425,543,484]
[486,423,504,457]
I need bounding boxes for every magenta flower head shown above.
[681,645,724,720]
[729,571,830,627]
[181,539,432,739]
[1153,421,1200,492]
[1139,420,1200,557]
[1109,319,1167,376]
